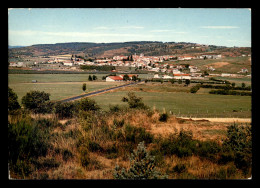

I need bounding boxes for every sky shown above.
[8,8,251,47]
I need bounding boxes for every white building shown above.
[63,62,73,66]
[162,75,173,79]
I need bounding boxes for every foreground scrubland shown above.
[8,89,252,179]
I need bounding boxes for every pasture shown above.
[8,74,123,102]
[92,84,251,118]
[8,74,251,118]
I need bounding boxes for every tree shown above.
[123,74,130,81]
[231,82,236,87]
[8,87,21,112]
[113,142,167,179]
[170,79,175,84]
[82,83,86,92]
[88,75,93,81]
[132,75,137,82]
[21,91,51,113]
[185,79,191,86]
[92,75,97,81]
[122,92,148,110]
[241,83,246,88]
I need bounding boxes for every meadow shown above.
[8,74,122,103]
[92,82,251,118]
[8,74,252,180]
[167,56,251,74]
[8,74,251,118]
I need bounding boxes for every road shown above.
[178,117,251,123]
[59,81,140,103]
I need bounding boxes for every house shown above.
[241,68,248,73]
[119,74,138,80]
[173,74,191,80]
[221,73,231,77]
[162,75,173,79]
[63,61,73,66]
[106,76,123,82]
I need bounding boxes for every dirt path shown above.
[178,117,251,123]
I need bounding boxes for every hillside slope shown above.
[8,41,251,58]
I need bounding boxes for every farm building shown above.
[118,74,138,80]
[162,75,173,79]
[106,76,123,82]
[173,74,191,80]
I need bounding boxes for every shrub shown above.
[109,104,121,113]
[62,149,73,161]
[8,116,50,178]
[21,91,51,114]
[159,112,168,122]
[113,118,125,128]
[124,124,154,144]
[173,164,187,174]
[190,84,201,93]
[54,101,77,119]
[113,141,168,179]
[222,123,252,174]
[78,146,90,168]
[159,131,197,158]
[122,92,149,110]
[196,140,221,161]
[78,98,100,112]
[8,87,21,113]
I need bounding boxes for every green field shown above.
[8,74,251,118]
[8,74,123,102]
[168,56,251,74]
[92,84,251,118]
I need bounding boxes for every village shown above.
[9,52,251,82]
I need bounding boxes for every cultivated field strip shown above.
[59,82,140,103]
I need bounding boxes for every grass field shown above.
[92,89,251,118]
[8,74,123,102]
[168,56,251,74]
[8,74,251,118]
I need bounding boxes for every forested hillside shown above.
[9,41,251,59]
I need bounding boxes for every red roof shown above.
[173,74,190,76]
[108,76,123,80]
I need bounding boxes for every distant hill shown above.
[8,45,27,49]
[8,41,251,58]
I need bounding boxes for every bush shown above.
[8,87,21,113]
[21,91,51,114]
[8,116,50,178]
[173,164,187,174]
[196,140,221,161]
[159,131,197,158]
[54,101,77,119]
[222,123,252,174]
[122,92,149,110]
[78,98,100,112]
[113,141,168,179]
[124,124,154,144]
[159,112,168,122]
[78,146,90,168]
[190,84,201,93]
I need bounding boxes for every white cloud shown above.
[150,29,174,33]
[9,30,151,38]
[94,26,110,30]
[200,26,239,29]
[119,26,144,29]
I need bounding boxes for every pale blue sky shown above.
[8,8,251,47]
